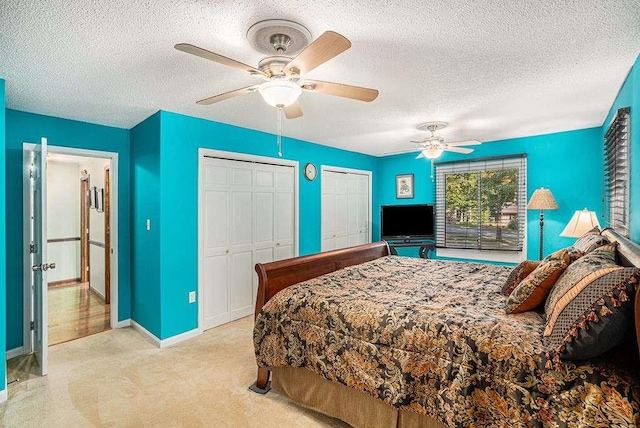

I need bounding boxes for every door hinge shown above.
[30,321,34,331]
[30,242,36,254]
[86,266,89,272]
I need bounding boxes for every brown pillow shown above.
[505,247,583,314]
[501,260,540,295]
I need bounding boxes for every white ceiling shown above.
[1,1,638,156]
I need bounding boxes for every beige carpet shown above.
[0,316,347,427]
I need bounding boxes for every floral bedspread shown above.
[253,256,640,427]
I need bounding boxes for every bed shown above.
[251,229,640,427]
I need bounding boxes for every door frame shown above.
[22,144,120,354]
[197,148,299,333]
[320,165,373,251]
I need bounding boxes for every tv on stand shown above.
[380,204,435,243]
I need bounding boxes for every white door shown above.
[322,169,371,252]
[228,163,254,322]
[200,156,296,330]
[201,159,231,330]
[31,137,49,375]
[274,166,295,260]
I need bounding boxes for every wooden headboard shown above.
[601,228,640,358]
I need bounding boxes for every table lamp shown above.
[560,208,600,238]
[527,187,558,260]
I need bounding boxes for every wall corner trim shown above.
[5,347,25,360]
[159,328,201,348]
[130,320,201,348]
[114,319,131,328]
[131,320,161,347]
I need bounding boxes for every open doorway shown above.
[46,153,111,345]
[15,142,120,379]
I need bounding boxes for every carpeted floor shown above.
[0,316,347,427]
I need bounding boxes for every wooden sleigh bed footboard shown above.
[249,241,390,393]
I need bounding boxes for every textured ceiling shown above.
[1,0,639,156]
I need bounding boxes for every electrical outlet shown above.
[188,291,196,304]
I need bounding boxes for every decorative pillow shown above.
[543,257,639,360]
[544,244,618,318]
[501,260,540,296]
[505,247,583,314]
[572,229,610,254]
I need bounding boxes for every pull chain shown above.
[276,107,283,157]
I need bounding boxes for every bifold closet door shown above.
[202,157,295,330]
[322,170,370,252]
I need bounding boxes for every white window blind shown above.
[603,107,630,237]
[435,155,527,251]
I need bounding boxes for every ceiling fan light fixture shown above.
[422,147,444,159]
[258,80,302,108]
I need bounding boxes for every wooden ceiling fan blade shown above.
[284,31,351,76]
[175,43,267,77]
[283,101,303,119]
[303,79,379,102]
[196,85,258,105]
[444,146,474,154]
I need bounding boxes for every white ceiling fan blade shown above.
[444,146,474,154]
[446,140,481,147]
[382,148,420,156]
[415,152,426,159]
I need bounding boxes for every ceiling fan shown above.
[175,20,379,119]
[410,122,481,160]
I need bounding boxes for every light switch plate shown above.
[188,291,196,304]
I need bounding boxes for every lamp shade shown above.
[258,80,302,107]
[560,208,601,237]
[527,187,558,210]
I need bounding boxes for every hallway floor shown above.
[48,282,110,346]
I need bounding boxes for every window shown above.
[435,155,527,251]
[603,107,630,237]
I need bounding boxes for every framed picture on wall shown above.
[96,188,104,213]
[396,174,414,199]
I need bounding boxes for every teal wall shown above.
[377,127,603,260]
[4,110,131,351]
[130,113,161,336]
[1,79,7,392]
[152,111,379,339]
[603,54,639,243]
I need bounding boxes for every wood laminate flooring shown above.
[48,282,110,346]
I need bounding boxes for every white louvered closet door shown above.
[321,169,370,252]
[201,157,295,330]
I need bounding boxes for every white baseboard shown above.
[6,347,25,360]
[130,320,201,349]
[114,319,131,328]
[159,328,201,348]
[0,388,7,403]
[130,320,161,347]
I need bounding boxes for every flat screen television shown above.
[381,204,434,241]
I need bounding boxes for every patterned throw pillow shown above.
[543,249,639,360]
[544,244,618,318]
[505,247,583,314]
[501,260,540,296]
[572,228,610,254]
